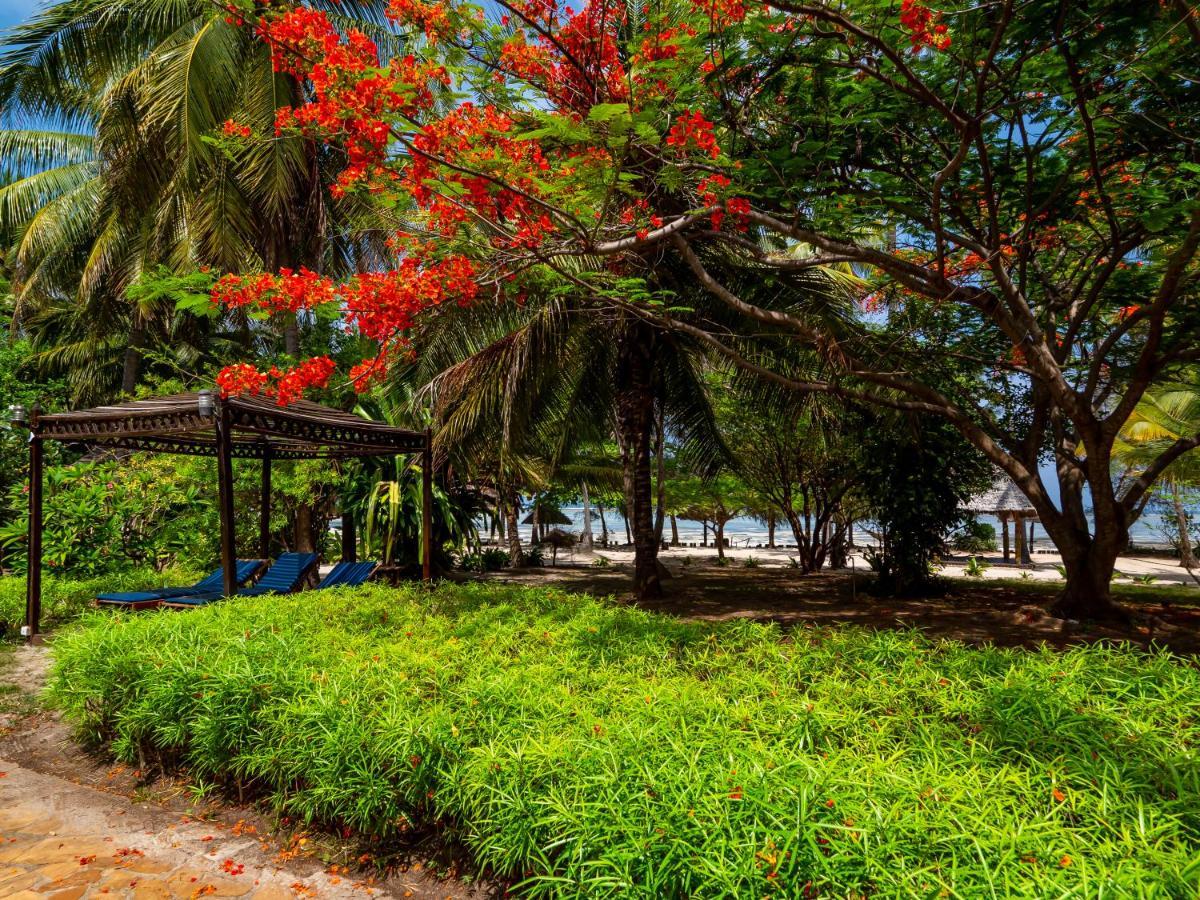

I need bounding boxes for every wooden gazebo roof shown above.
[33,392,426,459]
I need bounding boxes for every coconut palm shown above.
[0,0,397,402]
[1113,372,1200,568]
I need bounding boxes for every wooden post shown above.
[260,449,272,560]
[422,428,433,582]
[1001,513,1010,562]
[216,402,237,596]
[1013,513,1026,567]
[24,407,43,642]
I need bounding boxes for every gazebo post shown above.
[1001,513,1010,563]
[422,428,433,582]
[24,406,43,642]
[259,448,272,560]
[1013,512,1026,566]
[216,402,237,596]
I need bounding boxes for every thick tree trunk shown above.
[715,518,726,560]
[670,514,679,547]
[614,326,661,599]
[1172,486,1195,569]
[580,481,594,551]
[767,513,776,549]
[294,504,315,552]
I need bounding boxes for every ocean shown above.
[502,507,1177,551]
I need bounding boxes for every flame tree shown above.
[208,0,1200,616]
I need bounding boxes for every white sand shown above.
[545,542,1200,589]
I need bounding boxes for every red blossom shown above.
[900,0,951,52]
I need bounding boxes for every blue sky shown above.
[1,0,43,30]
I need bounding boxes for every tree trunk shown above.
[505,495,524,566]
[1172,486,1195,568]
[767,512,776,549]
[1013,514,1027,566]
[670,514,679,547]
[623,509,633,545]
[716,518,726,560]
[1001,514,1010,562]
[614,325,661,599]
[294,504,315,552]
[598,505,609,547]
[1051,536,1127,621]
[653,409,666,547]
[580,481,594,551]
[121,321,146,396]
[702,520,708,547]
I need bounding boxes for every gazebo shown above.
[965,476,1039,564]
[10,391,431,639]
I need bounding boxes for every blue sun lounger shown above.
[315,560,378,589]
[96,560,266,609]
[162,552,318,608]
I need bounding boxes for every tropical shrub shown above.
[458,548,510,572]
[50,583,1200,897]
[951,519,998,554]
[0,567,199,639]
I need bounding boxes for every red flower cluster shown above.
[216,363,269,397]
[490,0,628,111]
[404,103,554,246]
[261,7,447,194]
[667,110,720,159]
[221,119,252,138]
[900,0,951,51]
[215,357,336,405]
[386,0,451,42]
[689,0,747,27]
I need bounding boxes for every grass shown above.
[49,582,1200,897]
[0,567,201,640]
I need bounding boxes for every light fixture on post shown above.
[8,404,28,429]
[197,390,215,418]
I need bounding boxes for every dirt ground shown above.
[473,557,1200,653]
[0,645,490,900]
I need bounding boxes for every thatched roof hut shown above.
[965,476,1038,564]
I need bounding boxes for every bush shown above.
[458,548,511,572]
[951,518,998,553]
[0,568,200,639]
[49,584,1200,897]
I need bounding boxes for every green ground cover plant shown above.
[49,583,1200,897]
[0,568,199,639]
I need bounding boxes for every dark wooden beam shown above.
[260,449,272,560]
[422,429,433,582]
[216,403,237,596]
[24,408,43,642]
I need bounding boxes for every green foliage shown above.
[458,548,510,572]
[50,583,1200,897]
[0,459,206,575]
[0,567,198,639]
[951,518,998,554]
[859,415,993,595]
[963,556,991,579]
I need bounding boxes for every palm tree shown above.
[1113,373,1200,569]
[0,0,396,401]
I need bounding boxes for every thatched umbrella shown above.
[965,477,1039,564]
[522,504,572,543]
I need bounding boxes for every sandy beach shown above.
[533,541,1200,589]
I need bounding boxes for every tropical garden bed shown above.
[49,582,1200,897]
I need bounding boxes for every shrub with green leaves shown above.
[0,568,199,639]
[49,584,1200,897]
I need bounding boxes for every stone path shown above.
[0,758,380,899]
[0,646,483,900]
